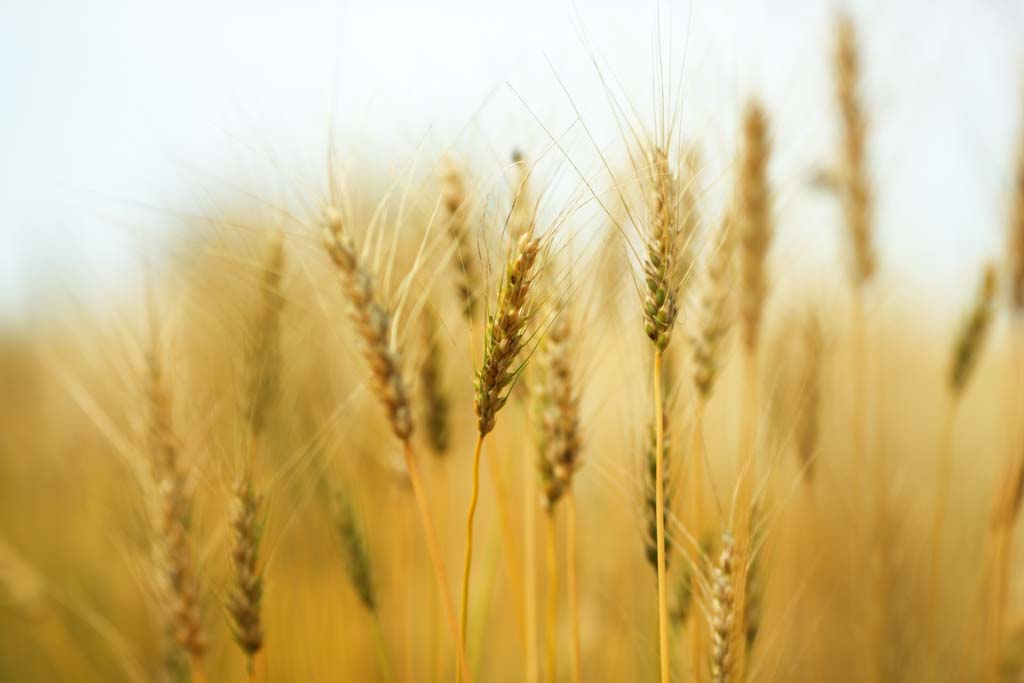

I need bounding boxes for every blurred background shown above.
[2,0,1023,327]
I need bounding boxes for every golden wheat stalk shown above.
[925,264,997,671]
[329,487,394,683]
[144,318,207,683]
[733,99,773,682]
[640,141,685,683]
[990,128,1024,676]
[536,304,582,683]
[228,232,285,681]
[459,229,542,682]
[321,204,469,682]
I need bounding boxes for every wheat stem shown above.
[370,610,395,683]
[925,396,959,675]
[486,443,526,649]
[654,351,671,683]
[189,655,207,683]
[545,510,558,683]
[525,421,539,683]
[566,488,581,683]
[401,440,470,683]
[457,434,486,682]
[689,399,707,683]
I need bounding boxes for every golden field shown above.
[2,15,1024,683]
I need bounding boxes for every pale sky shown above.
[2,0,1023,327]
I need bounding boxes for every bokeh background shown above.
[2,0,1023,326]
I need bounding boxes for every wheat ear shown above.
[710,532,736,683]
[420,310,452,457]
[144,321,207,683]
[440,156,479,320]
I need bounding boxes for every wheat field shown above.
[2,11,1024,683]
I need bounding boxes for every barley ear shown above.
[321,205,414,442]
[835,14,876,285]
[643,146,682,351]
[738,101,773,354]
[227,474,264,660]
[474,233,542,436]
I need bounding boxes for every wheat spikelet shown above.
[835,14,876,286]
[643,145,682,351]
[321,205,414,441]
[949,264,998,395]
[738,101,773,353]
[419,310,451,457]
[692,213,735,398]
[227,476,264,659]
[474,232,542,436]
[440,156,479,320]
[710,532,735,683]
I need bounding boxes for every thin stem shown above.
[852,283,867,471]
[732,348,759,682]
[457,434,486,682]
[566,489,581,683]
[525,437,539,683]
[371,612,395,683]
[852,284,885,683]
[689,399,707,683]
[653,350,671,683]
[486,443,527,648]
[987,323,1024,680]
[189,655,207,683]
[925,396,959,676]
[401,440,470,683]
[545,510,558,683]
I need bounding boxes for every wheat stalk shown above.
[321,203,468,682]
[926,264,997,671]
[640,141,686,683]
[144,318,207,683]
[536,305,582,683]
[330,487,394,683]
[732,99,773,682]
[229,232,285,680]
[460,229,542,681]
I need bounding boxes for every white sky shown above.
[2,0,1023,327]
